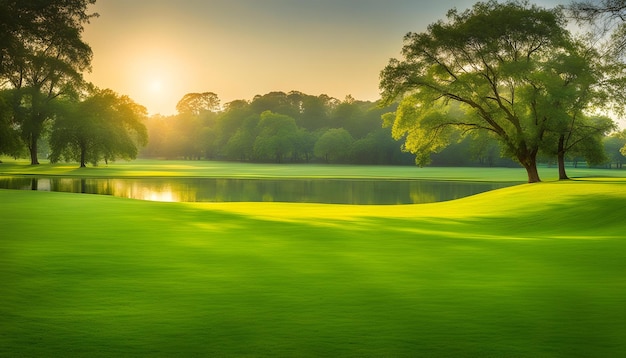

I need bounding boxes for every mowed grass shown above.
[1,158,622,181]
[1,175,626,357]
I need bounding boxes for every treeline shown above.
[141,90,626,168]
[141,91,413,165]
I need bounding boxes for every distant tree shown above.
[140,114,170,158]
[350,129,398,164]
[380,1,585,182]
[175,113,204,159]
[1,0,96,165]
[224,120,257,161]
[292,128,318,162]
[224,129,252,161]
[176,92,220,115]
[214,100,254,155]
[200,126,219,159]
[253,111,298,163]
[314,128,354,163]
[292,92,333,131]
[604,131,626,168]
[50,89,147,167]
[250,92,299,118]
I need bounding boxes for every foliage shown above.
[569,0,626,59]
[49,89,148,167]
[0,0,96,165]
[604,130,626,168]
[176,92,220,115]
[314,128,354,163]
[0,90,23,157]
[140,91,412,165]
[253,111,298,162]
[379,0,612,182]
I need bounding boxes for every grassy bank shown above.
[2,179,626,356]
[1,158,624,181]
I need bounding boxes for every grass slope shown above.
[1,180,626,357]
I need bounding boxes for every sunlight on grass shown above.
[1,169,626,356]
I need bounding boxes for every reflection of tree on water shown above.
[410,185,437,204]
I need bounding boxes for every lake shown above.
[0,176,519,205]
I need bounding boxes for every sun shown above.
[148,79,163,93]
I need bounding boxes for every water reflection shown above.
[0,177,518,204]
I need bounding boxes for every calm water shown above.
[0,176,518,204]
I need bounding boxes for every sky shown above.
[83,0,565,116]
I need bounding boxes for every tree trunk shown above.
[557,151,568,180]
[29,134,40,165]
[557,135,569,180]
[520,155,541,183]
[80,144,87,168]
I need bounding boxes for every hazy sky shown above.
[83,0,565,115]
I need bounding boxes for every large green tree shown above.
[532,39,619,179]
[0,0,96,164]
[380,0,583,182]
[49,89,147,167]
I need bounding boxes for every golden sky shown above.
[83,0,564,115]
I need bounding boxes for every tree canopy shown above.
[49,89,147,167]
[0,0,96,164]
[380,0,619,182]
[176,92,220,115]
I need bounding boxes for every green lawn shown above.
[1,161,626,356]
[1,158,622,181]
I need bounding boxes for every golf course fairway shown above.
[1,176,625,356]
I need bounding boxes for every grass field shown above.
[1,158,623,181]
[1,160,626,356]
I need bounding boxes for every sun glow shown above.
[148,79,163,93]
[122,49,188,116]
